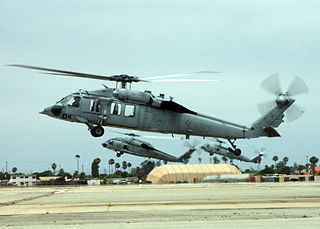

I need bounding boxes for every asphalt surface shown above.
[1,182,320,228]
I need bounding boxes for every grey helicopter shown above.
[10,65,308,155]
[200,140,265,164]
[101,132,197,164]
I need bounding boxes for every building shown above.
[8,175,37,186]
[147,164,241,184]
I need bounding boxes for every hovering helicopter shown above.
[200,140,265,164]
[10,65,309,155]
[101,133,196,164]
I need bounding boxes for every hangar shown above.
[146,164,241,184]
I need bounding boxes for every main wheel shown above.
[91,126,104,137]
[234,148,241,156]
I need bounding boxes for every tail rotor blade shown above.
[285,104,304,122]
[260,73,282,96]
[287,76,309,96]
[257,100,275,115]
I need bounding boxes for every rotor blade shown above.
[183,141,192,148]
[196,148,202,155]
[192,139,201,147]
[260,73,282,96]
[257,100,275,115]
[8,64,116,81]
[144,71,221,80]
[287,76,309,96]
[141,135,179,140]
[285,104,304,122]
[150,79,219,83]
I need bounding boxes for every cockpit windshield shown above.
[56,95,72,105]
[67,96,81,107]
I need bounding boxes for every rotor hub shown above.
[276,94,289,107]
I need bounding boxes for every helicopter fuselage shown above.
[41,88,249,139]
[101,136,182,162]
[201,143,262,163]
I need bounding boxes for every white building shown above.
[8,175,37,186]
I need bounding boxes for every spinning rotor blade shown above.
[9,64,116,81]
[151,79,218,83]
[285,104,304,122]
[287,76,309,96]
[8,64,146,83]
[260,73,282,96]
[257,100,275,115]
[144,71,220,80]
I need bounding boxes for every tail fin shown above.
[248,74,308,139]
[248,99,294,138]
[178,148,196,164]
[251,153,263,164]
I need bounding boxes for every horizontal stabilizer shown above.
[263,127,280,137]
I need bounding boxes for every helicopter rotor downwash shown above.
[9,65,308,154]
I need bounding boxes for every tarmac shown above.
[1,182,320,228]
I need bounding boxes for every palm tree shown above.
[272,156,278,167]
[122,161,127,172]
[222,156,228,164]
[198,157,202,164]
[127,162,132,173]
[283,156,289,166]
[12,167,17,174]
[75,154,80,173]
[51,163,57,175]
[108,159,115,174]
[213,156,220,164]
[309,156,319,176]
[115,163,120,171]
[297,165,305,174]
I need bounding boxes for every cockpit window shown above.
[108,140,113,145]
[57,95,72,105]
[67,96,81,107]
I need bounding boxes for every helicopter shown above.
[9,65,309,155]
[200,140,265,164]
[101,133,197,164]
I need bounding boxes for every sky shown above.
[1,0,319,175]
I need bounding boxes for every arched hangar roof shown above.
[146,164,241,184]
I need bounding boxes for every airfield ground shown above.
[1,182,320,228]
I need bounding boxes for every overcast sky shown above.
[1,0,319,174]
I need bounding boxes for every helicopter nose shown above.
[39,106,52,115]
[102,143,107,148]
[40,105,63,117]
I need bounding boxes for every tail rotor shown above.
[258,74,309,122]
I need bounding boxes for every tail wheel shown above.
[234,148,241,156]
[91,126,104,137]
[116,153,121,157]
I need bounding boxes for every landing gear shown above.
[85,121,105,137]
[116,153,121,157]
[90,126,104,137]
[234,148,241,156]
[227,139,241,156]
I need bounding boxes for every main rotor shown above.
[8,64,219,89]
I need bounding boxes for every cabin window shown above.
[96,100,101,112]
[110,102,121,115]
[90,100,95,111]
[124,105,135,117]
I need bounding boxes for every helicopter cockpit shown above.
[56,95,81,107]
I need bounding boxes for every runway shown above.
[1,183,320,228]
